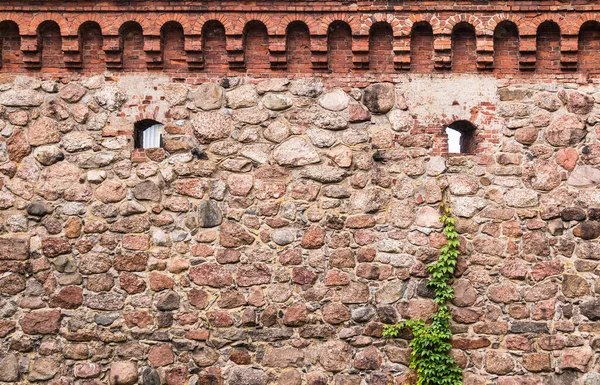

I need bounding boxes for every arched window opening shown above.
[410,22,434,72]
[134,120,164,149]
[120,21,144,71]
[286,21,311,73]
[161,21,186,71]
[328,21,352,73]
[493,21,519,73]
[445,120,477,154]
[79,21,105,72]
[452,22,477,72]
[536,21,560,73]
[244,21,269,72]
[578,21,600,75]
[369,22,394,72]
[38,21,63,70]
[202,20,227,72]
[0,21,21,71]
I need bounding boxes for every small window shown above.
[445,120,476,154]
[134,120,164,149]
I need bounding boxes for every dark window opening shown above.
[134,119,164,149]
[445,120,476,154]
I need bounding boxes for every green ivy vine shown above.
[383,196,462,385]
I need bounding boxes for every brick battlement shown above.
[2,2,600,78]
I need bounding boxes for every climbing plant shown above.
[383,195,463,385]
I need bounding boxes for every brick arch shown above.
[112,16,151,36]
[191,14,233,35]
[488,14,525,36]
[235,14,275,35]
[575,13,600,35]
[528,15,565,36]
[71,15,107,36]
[360,14,401,37]
[0,13,27,33]
[317,14,360,35]
[279,14,316,36]
[152,14,190,36]
[401,14,442,36]
[27,13,68,36]
[442,14,485,36]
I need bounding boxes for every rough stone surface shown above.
[0,74,597,384]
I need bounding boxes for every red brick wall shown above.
[162,22,187,72]
[287,22,311,73]
[493,21,519,74]
[244,21,270,73]
[203,21,227,73]
[536,21,561,74]
[452,23,477,73]
[80,22,105,73]
[1,4,600,80]
[410,22,434,73]
[369,23,394,73]
[328,21,352,73]
[39,21,63,71]
[0,21,21,71]
[121,22,145,72]
[578,21,600,75]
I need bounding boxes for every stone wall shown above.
[0,73,600,385]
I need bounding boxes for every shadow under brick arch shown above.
[0,20,21,71]
[578,21,600,75]
[79,21,105,73]
[286,21,311,73]
[536,21,561,73]
[202,20,227,72]
[244,20,269,72]
[328,21,352,73]
[38,20,63,70]
[410,21,434,73]
[493,20,519,74]
[161,21,186,71]
[451,22,477,73]
[369,22,393,73]
[120,21,145,71]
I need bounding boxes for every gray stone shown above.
[142,367,161,385]
[568,166,600,187]
[363,83,395,114]
[226,84,258,109]
[27,202,52,217]
[264,119,291,143]
[162,83,189,106]
[0,354,19,382]
[581,299,600,321]
[273,137,320,166]
[198,200,223,228]
[62,131,94,152]
[307,128,337,148]
[156,291,180,311]
[510,322,549,333]
[28,357,59,381]
[388,109,413,132]
[263,93,293,110]
[319,89,349,111]
[94,85,127,111]
[228,367,267,385]
[504,189,538,208]
[272,229,295,246]
[289,78,323,98]
[0,89,44,107]
[193,83,224,110]
[302,166,346,183]
[33,145,64,166]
